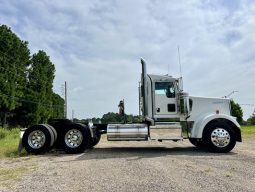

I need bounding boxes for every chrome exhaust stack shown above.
[141,58,148,117]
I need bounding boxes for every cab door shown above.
[154,81,177,116]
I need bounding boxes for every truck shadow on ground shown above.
[72,146,237,161]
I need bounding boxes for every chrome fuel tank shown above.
[107,124,148,141]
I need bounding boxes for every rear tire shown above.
[203,122,236,153]
[45,124,57,143]
[22,124,52,154]
[62,124,91,154]
[41,124,55,148]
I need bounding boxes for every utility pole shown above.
[64,81,67,119]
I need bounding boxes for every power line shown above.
[0,62,29,74]
[239,104,255,106]
[0,92,64,109]
[0,49,30,73]
[0,66,28,78]
[0,50,64,110]
[0,48,30,61]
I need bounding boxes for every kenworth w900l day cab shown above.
[21,59,241,154]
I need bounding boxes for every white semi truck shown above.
[21,59,241,154]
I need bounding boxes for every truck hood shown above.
[188,96,231,120]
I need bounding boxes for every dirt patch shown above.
[0,156,37,191]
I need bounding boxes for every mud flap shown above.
[18,128,26,155]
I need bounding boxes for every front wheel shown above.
[203,122,236,153]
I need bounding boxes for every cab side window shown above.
[155,82,175,98]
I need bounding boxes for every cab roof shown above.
[147,74,177,82]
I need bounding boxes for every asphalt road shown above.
[1,137,255,192]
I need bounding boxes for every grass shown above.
[0,164,36,188]
[240,125,255,138]
[0,166,28,181]
[0,128,25,158]
[224,171,233,178]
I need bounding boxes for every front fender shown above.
[191,113,240,138]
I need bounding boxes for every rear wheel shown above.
[22,124,52,154]
[45,124,57,143]
[62,124,91,153]
[203,122,236,153]
[41,124,55,148]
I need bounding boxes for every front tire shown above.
[203,122,236,153]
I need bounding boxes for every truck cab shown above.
[142,74,180,120]
[140,59,241,152]
[140,59,184,121]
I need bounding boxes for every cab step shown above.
[150,122,182,140]
[151,136,183,142]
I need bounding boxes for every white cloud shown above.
[0,0,254,119]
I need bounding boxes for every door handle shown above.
[157,108,160,112]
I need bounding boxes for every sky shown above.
[0,0,254,120]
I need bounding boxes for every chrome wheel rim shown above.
[211,128,230,148]
[28,130,46,149]
[65,129,83,148]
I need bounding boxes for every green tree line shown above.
[73,112,142,124]
[247,113,255,125]
[0,25,64,127]
[230,100,255,125]
[230,100,243,124]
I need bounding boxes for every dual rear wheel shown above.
[62,124,101,153]
[22,124,57,154]
[22,123,101,154]
[62,124,90,154]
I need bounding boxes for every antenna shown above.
[223,91,238,98]
[72,109,74,121]
[178,46,183,91]
[178,45,182,77]
[168,61,170,75]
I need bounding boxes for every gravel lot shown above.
[1,137,255,192]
